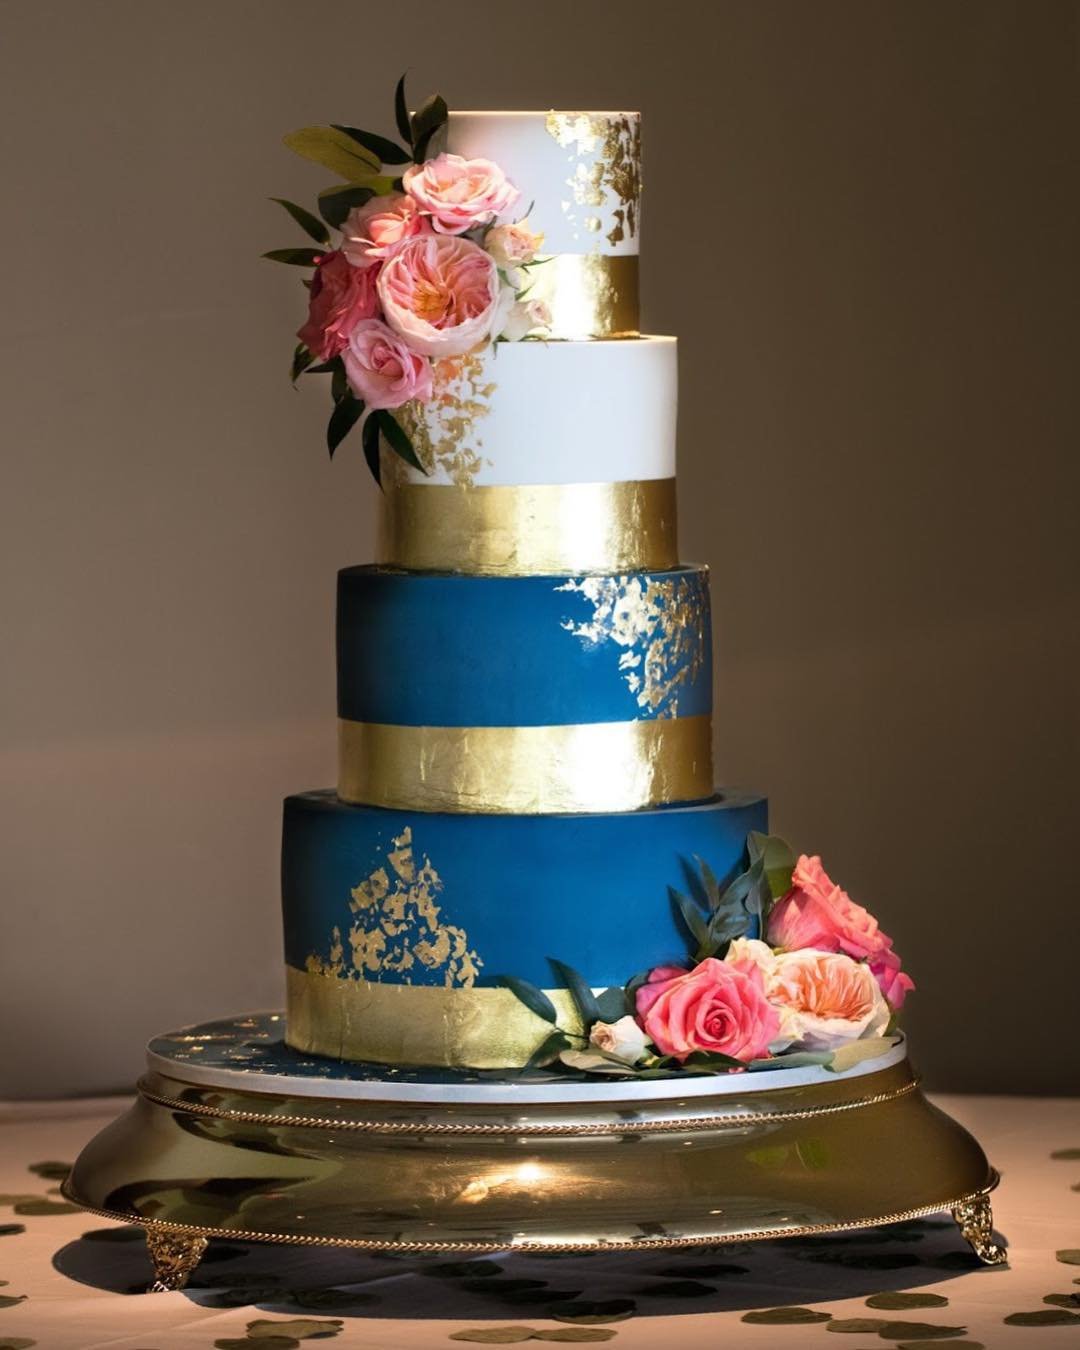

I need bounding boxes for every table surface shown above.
[0,1092,1077,1349]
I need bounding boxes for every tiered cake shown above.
[281,109,771,1070]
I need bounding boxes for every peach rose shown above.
[377,234,500,357]
[296,249,379,361]
[485,220,544,268]
[588,1015,650,1066]
[341,194,431,268]
[766,855,889,962]
[635,959,780,1063]
[499,296,552,342]
[403,153,520,235]
[766,949,891,1050]
[342,319,433,411]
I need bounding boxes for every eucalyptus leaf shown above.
[333,124,412,165]
[682,1050,747,1071]
[394,73,412,145]
[826,1036,900,1073]
[374,409,425,472]
[669,886,712,957]
[495,975,559,1025]
[291,344,315,385]
[549,959,600,1027]
[749,1051,834,1071]
[270,197,330,245]
[361,411,381,485]
[318,183,376,230]
[741,1307,832,1324]
[410,93,448,162]
[327,394,363,458]
[283,125,380,179]
[263,248,322,267]
[526,1029,569,1070]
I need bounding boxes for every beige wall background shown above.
[2,1,1077,1098]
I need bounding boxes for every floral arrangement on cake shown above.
[265,76,548,483]
[499,833,915,1077]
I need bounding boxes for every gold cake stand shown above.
[62,1014,1005,1292]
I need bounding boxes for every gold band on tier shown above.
[287,966,584,1069]
[337,714,713,814]
[527,254,639,339]
[377,478,677,576]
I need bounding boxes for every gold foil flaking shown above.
[523,254,639,339]
[309,827,481,990]
[396,352,496,487]
[286,966,586,1069]
[376,478,676,576]
[338,715,713,814]
[545,113,642,248]
[557,573,707,717]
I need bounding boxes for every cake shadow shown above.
[53,1217,1001,1318]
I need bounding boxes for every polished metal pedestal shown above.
[62,1014,1005,1291]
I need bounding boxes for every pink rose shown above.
[296,250,379,361]
[341,194,431,268]
[766,949,891,1050]
[869,946,915,1010]
[635,958,780,1063]
[343,319,433,411]
[402,153,520,235]
[766,855,888,962]
[377,234,500,357]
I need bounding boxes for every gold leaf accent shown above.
[397,353,496,487]
[545,113,642,249]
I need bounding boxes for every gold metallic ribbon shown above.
[376,478,677,576]
[287,966,585,1069]
[338,714,713,814]
[526,254,639,339]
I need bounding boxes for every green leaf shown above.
[682,1050,747,1071]
[317,182,376,230]
[595,987,628,1022]
[333,124,412,165]
[394,73,412,145]
[374,409,426,472]
[669,886,713,959]
[262,247,322,266]
[748,831,797,901]
[270,197,329,245]
[494,975,559,1025]
[524,1028,569,1070]
[361,411,381,486]
[748,1050,834,1070]
[283,125,380,179]
[291,343,315,385]
[411,92,448,162]
[327,394,363,459]
[693,855,723,910]
[331,361,348,405]
[549,959,600,1027]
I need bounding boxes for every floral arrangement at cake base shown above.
[498,833,914,1077]
[265,76,549,483]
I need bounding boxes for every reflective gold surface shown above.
[377,478,677,576]
[525,254,639,339]
[287,966,585,1069]
[337,713,713,813]
[64,1056,1000,1255]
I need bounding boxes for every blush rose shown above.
[403,153,520,234]
[296,249,379,361]
[634,959,779,1063]
[341,194,431,268]
[766,949,891,1050]
[342,319,432,411]
[377,234,501,357]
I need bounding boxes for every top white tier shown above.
[440,112,642,257]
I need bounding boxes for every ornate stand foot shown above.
[145,1226,209,1292]
[951,1195,1007,1266]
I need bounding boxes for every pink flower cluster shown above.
[635,855,914,1065]
[297,155,547,413]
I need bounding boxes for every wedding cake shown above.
[271,89,913,1076]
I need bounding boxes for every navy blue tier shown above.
[337,565,712,727]
[336,565,714,813]
[283,788,767,1068]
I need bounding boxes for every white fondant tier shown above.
[390,336,676,487]
[443,111,641,257]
